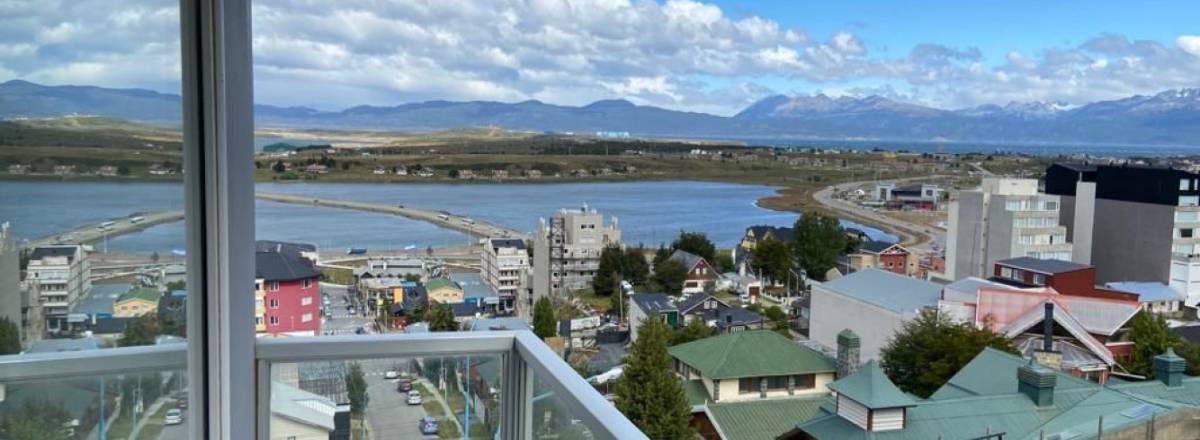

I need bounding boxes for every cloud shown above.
[1,0,1199,115]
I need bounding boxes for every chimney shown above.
[836,329,861,379]
[1154,347,1186,387]
[1042,302,1054,352]
[1017,359,1057,407]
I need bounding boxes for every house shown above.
[354,256,424,280]
[524,169,542,178]
[491,169,509,178]
[737,225,794,252]
[450,272,499,311]
[96,165,119,176]
[676,293,764,333]
[113,287,160,317]
[426,278,464,304]
[7,164,30,174]
[372,167,388,175]
[53,164,77,175]
[669,250,720,294]
[255,241,322,336]
[455,169,476,179]
[1105,281,1187,314]
[628,293,678,342]
[808,269,943,361]
[874,182,943,210]
[304,164,328,174]
[844,241,915,276]
[670,331,835,440]
[785,347,1200,439]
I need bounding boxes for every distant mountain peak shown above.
[583,99,636,110]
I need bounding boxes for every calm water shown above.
[0,180,894,254]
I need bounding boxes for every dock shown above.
[255,192,528,240]
[24,209,185,250]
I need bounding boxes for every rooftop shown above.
[29,245,80,263]
[630,293,676,313]
[489,238,526,250]
[826,360,916,409]
[818,268,942,314]
[1105,281,1186,303]
[425,278,461,292]
[117,286,161,304]
[255,250,321,282]
[668,330,834,380]
[996,256,1091,275]
[668,249,705,270]
[706,397,826,440]
[857,240,900,254]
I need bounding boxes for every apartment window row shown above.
[1024,251,1072,262]
[1005,199,1058,212]
[1014,217,1059,228]
[737,375,816,394]
[1181,178,1199,191]
[1177,211,1200,223]
[1181,196,1200,207]
[1018,234,1066,245]
[1177,228,1196,239]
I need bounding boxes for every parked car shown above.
[384,370,399,380]
[397,378,413,392]
[406,390,422,405]
[420,416,438,435]
[165,408,184,425]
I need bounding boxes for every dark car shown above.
[397,378,413,392]
[420,416,438,435]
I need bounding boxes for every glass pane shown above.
[0,0,190,437]
[267,354,501,439]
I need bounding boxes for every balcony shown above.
[0,331,644,439]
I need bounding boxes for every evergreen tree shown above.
[622,248,650,286]
[671,318,714,346]
[533,297,557,339]
[792,212,848,281]
[652,245,673,266]
[346,362,368,416]
[750,237,794,285]
[0,317,21,355]
[1123,312,1190,377]
[593,245,625,296]
[614,318,693,439]
[880,309,1017,397]
[0,400,73,440]
[120,314,161,347]
[652,259,688,295]
[713,252,734,273]
[424,303,459,332]
[271,160,286,173]
[671,231,716,263]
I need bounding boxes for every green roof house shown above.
[668,330,836,440]
[784,347,1200,439]
[114,286,161,317]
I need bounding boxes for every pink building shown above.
[255,241,321,336]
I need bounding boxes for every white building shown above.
[26,244,91,331]
[945,177,1073,280]
[533,205,621,301]
[481,238,530,315]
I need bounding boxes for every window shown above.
[301,296,313,306]
[794,374,816,389]
[1181,196,1199,207]
[302,313,313,322]
[270,299,280,309]
[1000,267,1014,279]
[1033,274,1047,285]
[1183,179,1192,191]
[1181,228,1195,238]
[738,378,758,394]
[1045,201,1058,211]
[764,376,789,391]
[303,279,312,289]
[270,281,280,291]
[1177,211,1199,222]
[270,316,280,325]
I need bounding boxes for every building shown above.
[425,278,464,305]
[737,225,793,252]
[873,182,943,210]
[669,250,720,294]
[1105,281,1187,313]
[808,269,942,361]
[844,241,915,276]
[450,272,500,312]
[786,347,1200,439]
[945,177,1073,280]
[0,223,20,340]
[1046,163,1200,306]
[113,287,161,317]
[628,293,679,342]
[25,244,91,331]
[255,241,321,336]
[533,205,621,301]
[269,381,338,440]
[353,256,424,280]
[481,238,529,314]
[676,293,764,333]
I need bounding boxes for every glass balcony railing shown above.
[0,332,643,440]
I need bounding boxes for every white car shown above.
[406,390,422,405]
[165,408,184,425]
[384,370,399,380]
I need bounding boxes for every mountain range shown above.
[3,79,1200,147]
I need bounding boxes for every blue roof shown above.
[467,317,530,331]
[819,268,942,313]
[1106,281,1186,303]
[449,272,498,300]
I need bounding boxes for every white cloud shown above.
[1179,35,1200,57]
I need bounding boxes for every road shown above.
[356,358,438,439]
[322,284,374,335]
[25,209,184,250]
[813,176,947,252]
[156,420,187,440]
[256,192,527,240]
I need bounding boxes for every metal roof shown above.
[29,245,80,263]
[996,256,1092,275]
[668,330,834,380]
[630,293,676,314]
[489,238,526,250]
[826,360,916,409]
[255,250,320,281]
[668,249,705,271]
[818,268,942,314]
[706,397,826,440]
[1105,281,1186,303]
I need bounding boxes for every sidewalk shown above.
[127,396,172,440]
[417,376,465,434]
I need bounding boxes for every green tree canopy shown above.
[614,318,693,439]
[671,318,714,346]
[713,252,734,274]
[750,237,794,285]
[0,317,21,355]
[652,259,688,296]
[533,297,557,339]
[880,309,1017,398]
[792,212,848,281]
[120,314,161,347]
[593,245,626,296]
[346,362,368,416]
[761,305,791,337]
[0,400,73,440]
[671,231,716,263]
[1121,312,1200,377]
[423,303,459,332]
[622,248,650,286]
[652,245,672,266]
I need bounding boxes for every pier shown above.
[255,192,528,240]
[24,209,185,250]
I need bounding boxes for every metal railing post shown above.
[501,349,534,439]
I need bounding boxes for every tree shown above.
[424,303,458,332]
[1123,312,1186,377]
[622,248,650,286]
[403,273,421,283]
[761,305,791,337]
[880,309,1017,398]
[117,165,131,176]
[671,318,714,346]
[671,231,715,263]
[346,362,368,416]
[750,237,794,285]
[120,314,161,347]
[614,318,693,439]
[713,252,734,273]
[150,251,160,263]
[792,212,848,281]
[593,245,625,296]
[0,400,73,440]
[166,280,186,291]
[0,317,20,354]
[652,259,688,296]
[652,245,672,266]
[272,160,286,173]
[449,169,461,178]
[533,297,557,339]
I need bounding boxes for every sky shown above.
[2,0,1200,115]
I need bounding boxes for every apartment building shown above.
[25,244,91,330]
[532,205,621,301]
[481,238,530,314]
[1046,163,1200,306]
[0,223,20,335]
[254,241,321,336]
[945,177,1073,280]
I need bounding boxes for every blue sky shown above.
[2,0,1199,114]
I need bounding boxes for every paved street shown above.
[156,420,187,440]
[813,175,948,251]
[321,284,373,336]
[355,358,438,439]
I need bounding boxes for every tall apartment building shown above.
[25,244,90,331]
[254,241,321,336]
[481,238,530,314]
[945,178,1073,280]
[533,205,621,302]
[1046,164,1200,305]
[0,224,20,335]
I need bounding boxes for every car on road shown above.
[420,416,438,435]
[348,308,357,316]
[384,370,399,380]
[165,408,184,425]
[406,390,422,405]
[397,378,413,392]
[354,326,366,334]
